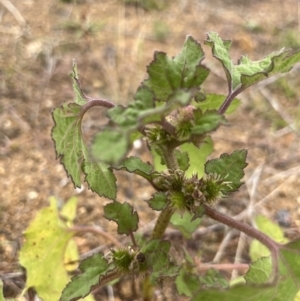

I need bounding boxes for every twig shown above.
[197,262,249,273]
[0,0,26,27]
[231,232,247,280]
[212,227,233,263]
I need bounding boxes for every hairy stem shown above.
[151,205,175,240]
[218,89,241,115]
[204,204,279,279]
[151,145,179,240]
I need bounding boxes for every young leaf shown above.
[180,137,213,178]
[191,109,225,136]
[104,202,139,235]
[144,36,210,102]
[170,211,202,239]
[52,103,117,200]
[60,253,114,301]
[114,156,154,182]
[91,129,129,164]
[205,149,248,193]
[205,32,300,92]
[195,94,240,114]
[147,192,168,211]
[70,61,87,105]
[19,199,75,301]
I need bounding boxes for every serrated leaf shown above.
[250,215,289,261]
[205,32,300,92]
[60,253,113,301]
[19,199,75,301]
[144,36,210,102]
[104,202,139,235]
[205,149,248,193]
[147,192,168,211]
[195,94,240,114]
[52,103,117,200]
[170,211,202,239]
[70,61,87,105]
[244,257,272,284]
[192,240,300,301]
[180,137,213,178]
[191,109,225,135]
[115,156,154,181]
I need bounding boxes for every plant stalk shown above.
[204,204,279,279]
[151,145,178,240]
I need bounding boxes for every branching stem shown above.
[204,204,280,279]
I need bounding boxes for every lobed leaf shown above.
[205,32,300,92]
[104,201,139,235]
[144,36,210,102]
[205,149,248,193]
[52,103,117,200]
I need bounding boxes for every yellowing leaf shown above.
[19,199,75,301]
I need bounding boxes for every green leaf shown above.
[176,268,228,297]
[175,149,190,172]
[192,240,300,301]
[104,201,139,235]
[175,269,200,297]
[147,192,168,211]
[191,109,225,135]
[103,89,194,164]
[141,240,180,285]
[52,103,117,200]
[144,36,210,102]
[91,129,129,164]
[205,149,248,193]
[250,215,289,261]
[19,199,75,301]
[205,32,300,92]
[70,61,87,105]
[180,137,213,178]
[195,94,240,114]
[60,253,113,301]
[170,211,202,238]
[115,156,154,181]
[244,257,272,284]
